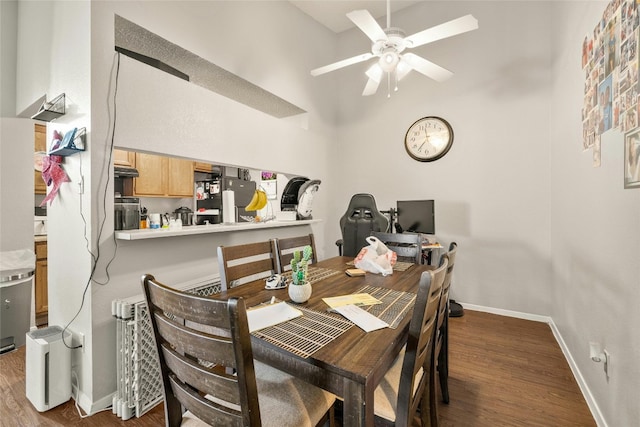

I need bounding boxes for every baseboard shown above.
[72,381,114,417]
[459,302,608,427]
[459,302,551,323]
[547,318,608,427]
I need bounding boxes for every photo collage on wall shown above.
[582,0,640,187]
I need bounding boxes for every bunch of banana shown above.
[245,189,268,211]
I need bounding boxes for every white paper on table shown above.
[247,301,303,333]
[332,304,389,332]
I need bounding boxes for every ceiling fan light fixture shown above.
[309,1,478,97]
[378,48,400,72]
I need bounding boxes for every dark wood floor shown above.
[0,310,595,426]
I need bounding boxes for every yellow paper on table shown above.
[322,293,382,309]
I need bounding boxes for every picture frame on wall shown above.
[624,127,640,188]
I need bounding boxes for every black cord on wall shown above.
[62,52,121,350]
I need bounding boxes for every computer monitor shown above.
[396,200,435,235]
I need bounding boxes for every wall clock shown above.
[404,116,454,162]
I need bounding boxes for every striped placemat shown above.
[357,285,416,329]
[250,284,416,358]
[252,303,353,359]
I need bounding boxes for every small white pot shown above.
[288,282,312,303]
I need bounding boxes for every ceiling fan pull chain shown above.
[394,70,399,92]
[387,73,391,98]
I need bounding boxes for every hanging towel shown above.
[39,154,69,206]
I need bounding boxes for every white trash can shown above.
[0,249,35,353]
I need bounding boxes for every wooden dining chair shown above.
[217,241,278,290]
[370,231,423,264]
[274,234,317,273]
[141,274,336,427]
[431,242,458,413]
[373,258,448,427]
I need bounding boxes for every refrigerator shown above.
[195,176,256,224]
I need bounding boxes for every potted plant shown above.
[288,245,313,303]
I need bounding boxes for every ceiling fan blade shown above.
[402,53,453,82]
[365,63,383,82]
[362,63,382,96]
[346,9,388,43]
[405,14,478,48]
[396,58,412,81]
[310,52,374,76]
[362,78,381,96]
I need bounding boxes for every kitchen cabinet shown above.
[34,124,47,194]
[114,149,135,167]
[194,161,212,172]
[34,240,48,326]
[134,152,194,197]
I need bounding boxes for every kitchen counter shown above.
[34,235,47,243]
[115,219,320,241]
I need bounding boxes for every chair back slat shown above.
[161,342,240,404]
[146,280,231,328]
[141,274,261,427]
[154,313,236,367]
[225,258,278,287]
[394,258,447,427]
[168,374,245,427]
[217,241,278,289]
[275,234,317,272]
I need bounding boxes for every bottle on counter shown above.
[140,207,148,229]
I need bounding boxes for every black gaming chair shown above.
[336,194,389,257]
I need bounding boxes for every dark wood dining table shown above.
[220,256,434,427]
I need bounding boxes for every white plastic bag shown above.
[354,236,397,276]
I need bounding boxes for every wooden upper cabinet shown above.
[134,153,166,196]
[113,149,136,167]
[194,161,212,172]
[133,153,194,198]
[167,157,195,197]
[34,124,47,194]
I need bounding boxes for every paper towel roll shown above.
[222,190,235,223]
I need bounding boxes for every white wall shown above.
[16,0,94,407]
[11,1,639,423]
[85,0,339,409]
[332,1,554,315]
[550,2,640,425]
[332,2,640,424]
[0,118,34,253]
[1,1,18,116]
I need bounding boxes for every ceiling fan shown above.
[310,1,478,97]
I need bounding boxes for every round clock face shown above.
[404,116,454,162]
